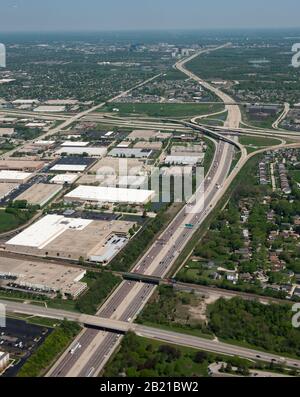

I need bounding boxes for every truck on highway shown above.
[70,342,82,355]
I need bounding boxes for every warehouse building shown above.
[0,160,45,172]
[109,148,152,159]
[0,256,87,299]
[0,171,33,183]
[5,214,136,263]
[50,174,79,185]
[50,157,96,173]
[164,155,203,166]
[65,185,155,205]
[56,146,107,157]
[61,141,90,147]
[15,183,63,207]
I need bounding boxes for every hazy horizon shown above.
[0,0,300,32]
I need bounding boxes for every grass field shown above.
[239,135,281,147]
[99,102,224,118]
[290,170,300,184]
[0,210,22,233]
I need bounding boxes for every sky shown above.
[0,0,300,32]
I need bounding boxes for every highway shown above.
[0,72,162,160]
[47,44,244,378]
[3,299,300,371]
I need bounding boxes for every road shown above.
[0,72,162,160]
[272,102,290,130]
[3,299,300,371]
[47,44,244,378]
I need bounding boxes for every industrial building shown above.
[0,160,45,172]
[15,183,63,207]
[5,214,136,263]
[164,155,202,166]
[56,146,107,157]
[64,185,155,205]
[88,157,148,176]
[34,105,66,112]
[61,141,90,147]
[109,148,152,159]
[50,174,79,185]
[0,170,33,183]
[0,256,87,299]
[50,157,96,173]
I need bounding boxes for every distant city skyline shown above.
[0,0,300,32]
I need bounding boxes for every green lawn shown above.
[290,170,300,184]
[0,210,22,232]
[239,135,281,147]
[99,102,224,118]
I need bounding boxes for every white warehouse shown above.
[64,185,155,205]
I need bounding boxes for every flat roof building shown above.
[34,105,66,112]
[0,171,33,183]
[165,155,203,166]
[50,174,79,185]
[15,183,63,207]
[109,148,152,159]
[0,257,87,299]
[0,160,45,172]
[65,185,155,205]
[5,214,136,263]
[56,147,107,157]
[61,141,90,147]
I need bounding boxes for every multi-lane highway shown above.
[3,299,300,371]
[46,45,245,378]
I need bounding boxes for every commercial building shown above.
[50,157,96,173]
[164,156,202,166]
[109,148,152,159]
[50,174,79,185]
[0,352,9,372]
[34,105,66,112]
[0,171,33,183]
[56,146,107,157]
[0,160,45,172]
[88,157,147,176]
[0,256,87,299]
[15,183,63,207]
[65,185,155,205]
[5,214,136,263]
[61,141,90,147]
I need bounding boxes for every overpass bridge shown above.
[169,119,243,151]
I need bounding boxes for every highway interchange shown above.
[47,46,246,377]
[2,44,300,377]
